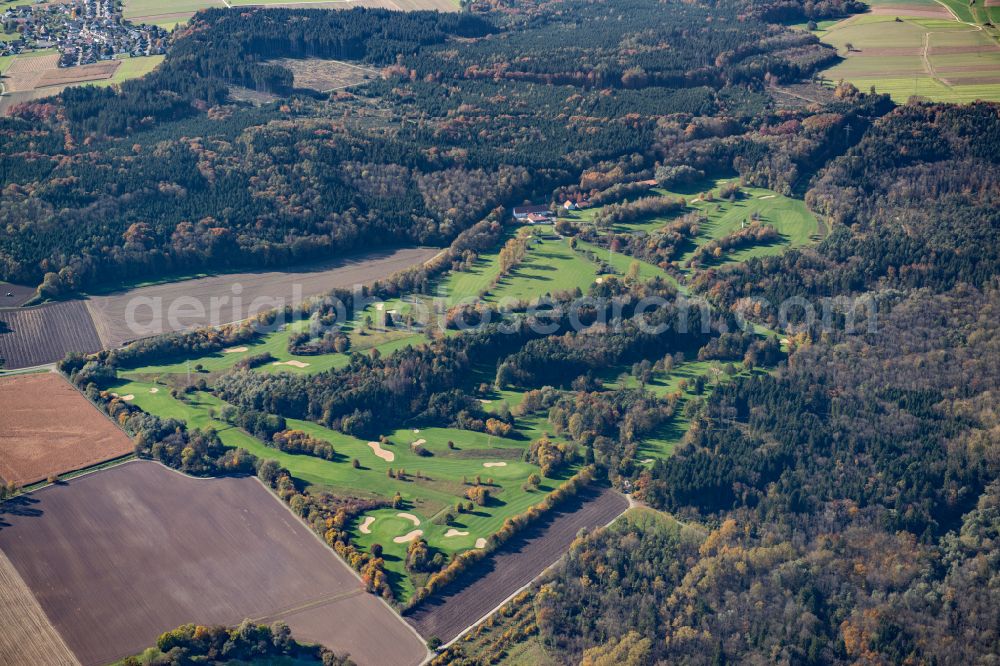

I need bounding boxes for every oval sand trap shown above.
[411,439,426,447]
[272,360,310,368]
[367,441,394,462]
[475,538,487,548]
[393,529,423,544]
[359,516,375,534]
[482,462,507,468]
[120,394,135,401]
[444,528,469,538]
[149,387,159,394]
[397,512,420,526]
[223,346,248,353]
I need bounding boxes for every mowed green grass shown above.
[110,375,577,600]
[566,178,818,276]
[572,239,668,283]
[106,178,797,597]
[121,312,430,380]
[437,226,601,305]
[815,9,1000,103]
[104,56,164,85]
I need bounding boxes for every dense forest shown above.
[0,0,845,293]
[436,101,1000,665]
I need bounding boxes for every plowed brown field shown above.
[0,460,427,666]
[0,373,132,487]
[0,300,102,369]
[0,551,79,666]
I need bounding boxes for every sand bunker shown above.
[758,194,776,199]
[641,458,654,464]
[444,529,469,538]
[483,462,508,468]
[223,346,248,353]
[111,393,135,401]
[397,512,421,526]
[272,360,311,368]
[359,516,375,534]
[149,387,159,394]
[412,429,420,434]
[479,399,493,404]
[411,438,426,447]
[367,441,395,462]
[393,529,423,544]
[475,538,487,548]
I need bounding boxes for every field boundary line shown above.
[423,490,629,660]
[0,550,82,666]
[254,474,434,661]
[251,587,365,624]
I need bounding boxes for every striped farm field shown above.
[0,301,102,370]
[0,460,427,665]
[810,1,1000,102]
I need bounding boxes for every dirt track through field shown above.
[0,373,133,487]
[0,460,426,666]
[85,246,440,348]
[405,485,629,643]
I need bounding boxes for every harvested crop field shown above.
[814,12,1000,102]
[85,246,441,349]
[0,373,132,487]
[35,60,119,87]
[2,53,60,92]
[0,460,427,666]
[0,551,79,666]
[868,5,951,17]
[405,486,629,644]
[0,300,102,370]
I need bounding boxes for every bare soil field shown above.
[0,550,80,666]
[0,460,427,666]
[0,373,132,487]
[85,246,441,348]
[35,60,119,87]
[0,300,102,369]
[868,5,951,17]
[3,54,60,92]
[0,282,35,307]
[405,486,629,644]
[276,57,378,91]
